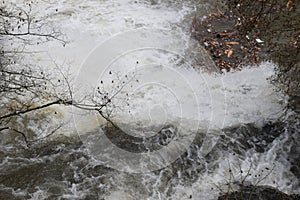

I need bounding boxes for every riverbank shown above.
[192,1,299,67]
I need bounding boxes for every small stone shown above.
[255,38,264,43]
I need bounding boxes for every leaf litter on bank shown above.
[191,0,299,72]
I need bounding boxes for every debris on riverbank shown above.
[191,10,267,72]
[191,0,299,73]
[218,185,300,200]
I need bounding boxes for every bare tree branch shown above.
[0,99,72,120]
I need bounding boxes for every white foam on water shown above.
[106,191,136,200]
[28,187,49,200]
[170,132,300,200]
[21,0,192,76]
[110,62,284,133]
[14,0,194,136]
[9,0,298,199]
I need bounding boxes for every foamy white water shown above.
[6,0,299,199]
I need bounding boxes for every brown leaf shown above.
[218,31,238,38]
[227,49,233,58]
[225,41,239,45]
[244,54,250,59]
[287,0,294,11]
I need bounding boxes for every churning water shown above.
[1,0,299,199]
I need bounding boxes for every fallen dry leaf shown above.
[218,31,238,38]
[244,54,251,59]
[237,66,243,71]
[225,49,233,57]
[287,0,295,11]
[225,41,239,45]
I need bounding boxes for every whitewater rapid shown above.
[5,0,299,199]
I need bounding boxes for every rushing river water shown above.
[0,0,299,199]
